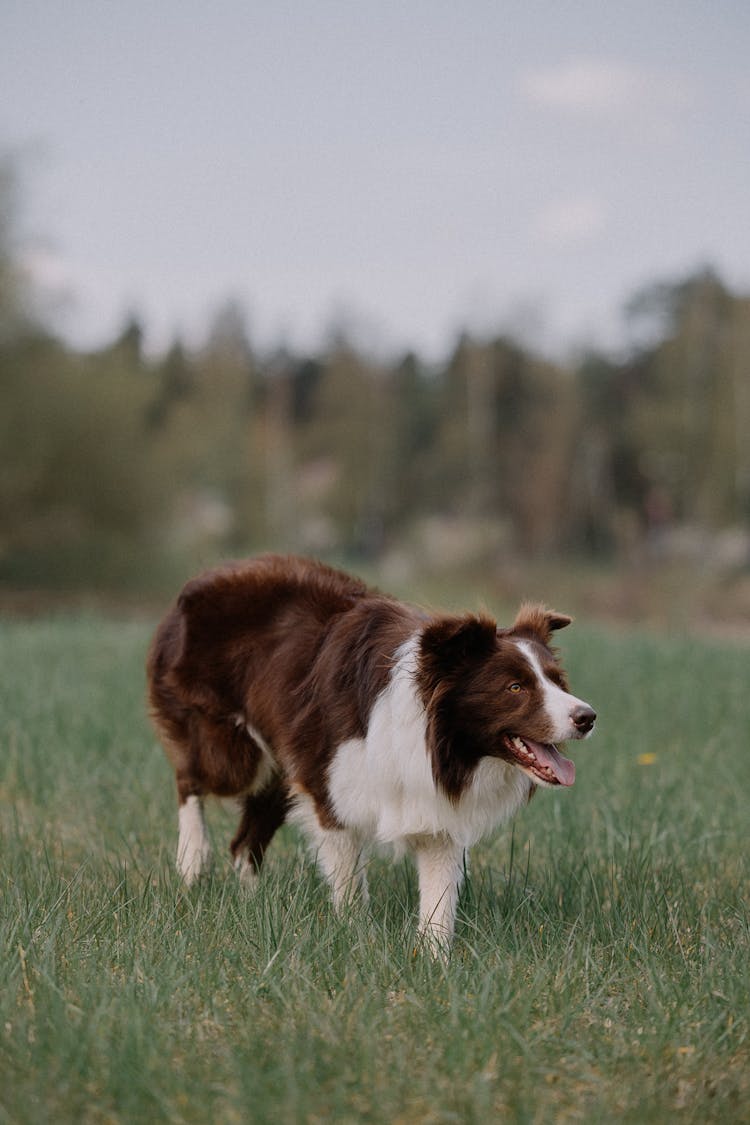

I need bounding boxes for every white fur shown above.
[233,852,260,889]
[413,836,466,953]
[246,720,278,793]
[515,639,591,740]
[176,795,211,885]
[288,791,369,908]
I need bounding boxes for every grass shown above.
[0,612,748,1123]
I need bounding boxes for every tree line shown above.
[2,179,749,591]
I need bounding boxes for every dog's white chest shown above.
[327,636,531,847]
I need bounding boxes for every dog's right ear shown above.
[177,572,217,614]
[420,614,498,680]
[419,615,498,798]
[177,567,245,639]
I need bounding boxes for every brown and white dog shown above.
[147,555,596,950]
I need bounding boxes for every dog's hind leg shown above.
[230,781,290,888]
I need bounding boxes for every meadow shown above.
[0,611,748,1123]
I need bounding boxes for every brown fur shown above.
[147,554,580,875]
[148,556,420,836]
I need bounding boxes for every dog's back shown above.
[148,554,370,729]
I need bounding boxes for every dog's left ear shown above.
[511,602,572,643]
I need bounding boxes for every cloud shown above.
[20,248,72,290]
[520,58,691,121]
[532,196,608,248]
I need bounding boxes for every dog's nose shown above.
[572,705,596,735]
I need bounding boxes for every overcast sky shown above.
[3,1,749,359]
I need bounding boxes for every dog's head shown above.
[418,603,596,798]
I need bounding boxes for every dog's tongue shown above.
[528,740,576,786]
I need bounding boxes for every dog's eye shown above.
[508,682,522,693]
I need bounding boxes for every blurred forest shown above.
[2,159,750,619]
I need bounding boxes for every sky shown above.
[3,1,750,360]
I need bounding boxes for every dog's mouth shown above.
[503,734,575,787]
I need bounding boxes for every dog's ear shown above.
[419,614,499,799]
[420,614,498,684]
[511,602,572,643]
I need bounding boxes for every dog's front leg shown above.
[413,835,465,955]
[176,793,212,886]
[316,828,370,910]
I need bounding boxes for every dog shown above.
[147,554,596,950]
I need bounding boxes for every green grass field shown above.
[1,613,748,1123]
